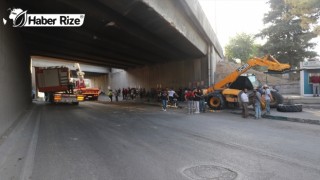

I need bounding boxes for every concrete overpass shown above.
[0,0,223,135]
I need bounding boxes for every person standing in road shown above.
[199,88,205,113]
[253,87,262,119]
[317,76,320,97]
[185,89,195,114]
[194,88,201,113]
[160,89,168,111]
[264,84,273,115]
[311,75,320,97]
[240,88,249,118]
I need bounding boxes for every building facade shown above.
[300,61,320,96]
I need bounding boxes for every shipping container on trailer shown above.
[35,66,84,104]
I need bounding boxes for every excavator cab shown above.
[228,74,263,107]
[229,74,262,91]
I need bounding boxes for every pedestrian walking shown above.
[115,89,120,102]
[185,89,195,114]
[108,89,113,102]
[122,88,126,100]
[160,89,168,111]
[264,84,273,115]
[253,87,262,119]
[240,88,249,118]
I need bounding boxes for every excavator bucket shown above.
[266,68,303,74]
[261,55,291,73]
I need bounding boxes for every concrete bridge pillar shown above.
[0,0,31,135]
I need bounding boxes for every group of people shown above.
[240,84,273,119]
[159,88,179,111]
[106,87,148,102]
[184,88,206,114]
[105,86,188,103]
[106,85,275,118]
[159,87,206,113]
[107,89,120,102]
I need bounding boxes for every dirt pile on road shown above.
[215,61,290,86]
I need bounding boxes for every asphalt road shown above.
[1,101,320,180]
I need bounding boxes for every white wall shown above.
[85,74,108,93]
[0,0,31,135]
[108,57,211,90]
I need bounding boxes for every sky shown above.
[198,0,320,56]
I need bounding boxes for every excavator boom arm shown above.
[210,55,290,91]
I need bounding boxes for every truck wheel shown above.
[277,104,302,112]
[72,102,79,105]
[207,93,225,110]
[270,91,283,108]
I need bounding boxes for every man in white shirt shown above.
[168,88,176,102]
[241,88,249,118]
[264,84,273,115]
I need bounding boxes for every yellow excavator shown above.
[205,55,291,110]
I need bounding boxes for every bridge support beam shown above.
[0,0,31,135]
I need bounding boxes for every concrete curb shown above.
[230,111,320,125]
[262,114,320,125]
[300,105,320,109]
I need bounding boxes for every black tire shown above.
[277,104,302,112]
[207,93,225,110]
[270,91,283,108]
[72,102,79,105]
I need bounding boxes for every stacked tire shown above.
[270,91,283,108]
[277,104,302,112]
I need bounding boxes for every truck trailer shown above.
[35,66,84,104]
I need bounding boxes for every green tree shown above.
[287,0,320,35]
[257,0,318,67]
[225,33,261,64]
